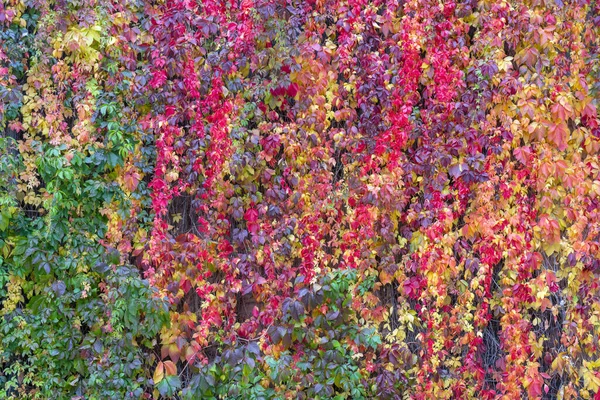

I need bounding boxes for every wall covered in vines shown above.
[1,0,600,398]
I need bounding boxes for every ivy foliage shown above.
[1,0,600,399]
[0,1,168,399]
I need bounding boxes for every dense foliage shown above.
[1,0,600,398]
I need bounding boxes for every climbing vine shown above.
[1,0,600,399]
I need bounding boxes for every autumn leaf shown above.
[153,362,164,384]
[547,121,569,151]
[163,360,177,376]
[123,170,140,192]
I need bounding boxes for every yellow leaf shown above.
[543,241,561,256]
[498,56,514,72]
[172,213,182,224]
[582,368,600,392]
[153,361,164,384]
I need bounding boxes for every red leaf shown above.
[513,146,532,165]
[287,83,298,98]
[244,208,258,223]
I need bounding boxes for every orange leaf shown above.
[548,122,568,151]
[379,270,392,285]
[526,365,543,398]
[124,171,140,192]
[163,360,177,376]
